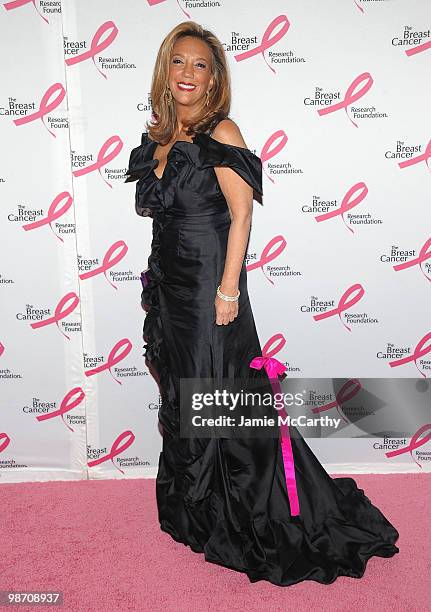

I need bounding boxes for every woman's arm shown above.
[211,119,254,326]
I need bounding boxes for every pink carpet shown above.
[0,474,428,612]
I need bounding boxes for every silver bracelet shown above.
[217,285,240,302]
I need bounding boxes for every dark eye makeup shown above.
[172,57,207,69]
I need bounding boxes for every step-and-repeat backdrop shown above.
[1,0,430,482]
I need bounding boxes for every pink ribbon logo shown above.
[249,333,300,517]
[311,378,362,424]
[315,182,368,234]
[313,283,365,332]
[36,387,85,433]
[22,191,73,242]
[30,292,80,340]
[3,0,49,24]
[65,21,118,79]
[259,130,288,184]
[0,433,11,453]
[388,332,431,378]
[13,83,66,137]
[85,338,132,384]
[234,15,290,74]
[406,39,431,56]
[392,237,431,282]
[87,430,135,474]
[385,423,431,468]
[317,72,373,128]
[147,0,191,18]
[79,240,128,289]
[0,342,4,358]
[398,139,431,172]
[73,135,123,188]
[246,235,287,284]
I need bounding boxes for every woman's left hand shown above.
[214,294,239,325]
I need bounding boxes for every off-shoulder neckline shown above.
[145,131,259,182]
[145,131,258,154]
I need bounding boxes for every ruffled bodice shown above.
[124,131,263,218]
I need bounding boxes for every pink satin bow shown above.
[249,355,300,516]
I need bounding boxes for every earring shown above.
[165,87,172,103]
[205,90,210,106]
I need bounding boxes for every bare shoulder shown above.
[211,118,248,149]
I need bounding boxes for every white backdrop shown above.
[1,0,430,483]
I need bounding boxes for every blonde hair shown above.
[146,21,231,144]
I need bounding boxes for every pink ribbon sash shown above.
[249,355,300,516]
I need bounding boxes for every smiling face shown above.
[168,35,214,111]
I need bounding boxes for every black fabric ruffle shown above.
[124,133,161,218]
[193,132,263,197]
[124,131,263,217]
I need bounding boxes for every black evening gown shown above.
[125,123,399,586]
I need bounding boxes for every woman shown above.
[125,21,399,586]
